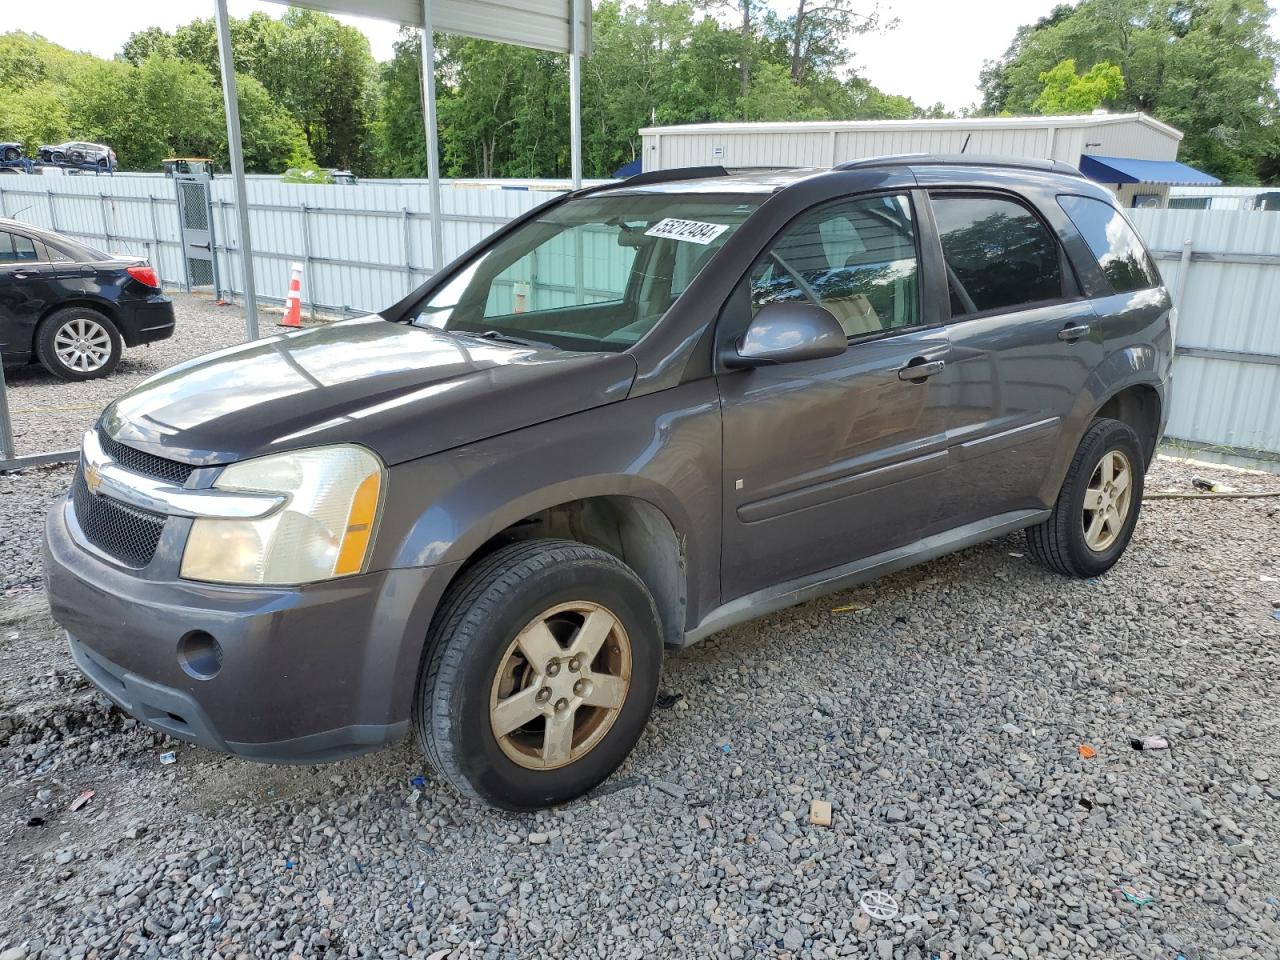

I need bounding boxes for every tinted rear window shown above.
[1058,194,1161,293]
[930,193,1064,316]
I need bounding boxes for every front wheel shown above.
[1026,417,1145,578]
[415,539,662,810]
[2,148,18,162]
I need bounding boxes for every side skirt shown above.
[682,508,1050,646]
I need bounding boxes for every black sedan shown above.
[0,218,174,380]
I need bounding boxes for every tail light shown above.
[126,264,160,288]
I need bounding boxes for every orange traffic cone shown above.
[280,261,303,328]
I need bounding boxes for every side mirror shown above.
[725,302,847,368]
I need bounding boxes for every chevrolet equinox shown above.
[44,157,1173,809]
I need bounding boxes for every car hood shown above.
[101,316,637,466]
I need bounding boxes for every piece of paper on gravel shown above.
[644,218,729,244]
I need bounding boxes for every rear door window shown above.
[1058,194,1161,293]
[0,231,38,263]
[929,193,1065,317]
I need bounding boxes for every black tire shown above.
[1026,417,1145,578]
[97,158,109,170]
[415,538,663,810]
[51,151,65,163]
[35,307,123,381]
[2,148,17,162]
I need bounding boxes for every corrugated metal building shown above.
[640,112,1219,207]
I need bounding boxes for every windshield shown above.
[410,193,762,352]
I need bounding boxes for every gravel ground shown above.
[0,293,306,594]
[2,305,1280,959]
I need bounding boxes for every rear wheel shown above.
[1026,417,1145,578]
[415,539,662,810]
[2,147,17,162]
[36,307,123,381]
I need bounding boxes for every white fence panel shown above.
[1131,208,1280,459]
[0,173,559,317]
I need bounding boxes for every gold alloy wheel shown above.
[1082,449,1133,552]
[488,601,632,770]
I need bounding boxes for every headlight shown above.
[180,444,384,585]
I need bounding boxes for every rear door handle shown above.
[1058,323,1091,342]
[897,359,945,382]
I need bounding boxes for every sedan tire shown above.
[36,307,123,381]
[415,538,662,810]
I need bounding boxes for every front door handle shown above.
[1058,323,1091,342]
[12,270,33,280]
[897,359,945,382]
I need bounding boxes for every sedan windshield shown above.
[411,193,762,352]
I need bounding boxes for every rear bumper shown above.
[44,497,459,763]
[118,297,175,347]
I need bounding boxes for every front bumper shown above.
[44,496,458,763]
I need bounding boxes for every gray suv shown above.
[43,157,1172,810]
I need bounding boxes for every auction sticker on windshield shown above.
[644,218,730,245]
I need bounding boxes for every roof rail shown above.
[833,153,1084,178]
[619,165,730,186]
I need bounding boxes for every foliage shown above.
[1032,58,1125,114]
[979,0,1280,183]
[2,1,946,179]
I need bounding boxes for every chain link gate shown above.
[174,173,219,293]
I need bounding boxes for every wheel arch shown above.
[415,487,691,650]
[1092,382,1163,467]
[35,298,122,348]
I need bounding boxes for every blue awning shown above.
[612,157,642,178]
[1079,154,1221,187]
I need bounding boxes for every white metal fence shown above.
[0,174,565,317]
[0,173,1278,466]
[1130,208,1280,462]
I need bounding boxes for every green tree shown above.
[738,61,827,120]
[979,0,1280,182]
[235,73,314,172]
[1032,58,1125,114]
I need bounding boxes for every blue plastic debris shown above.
[411,775,427,788]
[721,744,732,754]
[285,858,295,870]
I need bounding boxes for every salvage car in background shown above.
[37,141,116,170]
[0,218,174,379]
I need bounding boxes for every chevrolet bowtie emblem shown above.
[84,462,102,495]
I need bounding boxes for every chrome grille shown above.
[98,432,194,485]
[71,469,166,568]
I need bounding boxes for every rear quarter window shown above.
[1058,194,1161,294]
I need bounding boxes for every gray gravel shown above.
[2,292,273,458]
[0,293,306,594]
[2,306,1280,958]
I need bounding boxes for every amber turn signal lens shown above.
[334,471,381,576]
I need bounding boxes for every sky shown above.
[1,0,1268,112]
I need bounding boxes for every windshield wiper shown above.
[460,329,558,350]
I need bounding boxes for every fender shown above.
[1039,343,1169,504]
[375,379,724,632]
